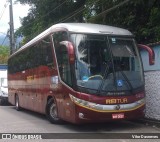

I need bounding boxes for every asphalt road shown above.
[0,105,160,142]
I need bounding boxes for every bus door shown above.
[52,31,76,122]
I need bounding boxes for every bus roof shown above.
[11,23,133,57]
[52,23,132,35]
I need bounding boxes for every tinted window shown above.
[52,31,72,86]
[8,36,54,74]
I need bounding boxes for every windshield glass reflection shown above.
[71,34,144,95]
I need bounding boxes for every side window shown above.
[40,37,54,66]
[26,47,33,69]
[8,57,15,74]
[34,36,53,67]
[52,31,72,86]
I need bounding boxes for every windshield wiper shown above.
[117,66,133,93]
[97,62,134,95]
[97,61,111,94]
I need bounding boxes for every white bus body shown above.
[0,66,8,105]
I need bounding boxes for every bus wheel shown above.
[15,95,21,111]
[46,98,62,124]
[0,99,2,105]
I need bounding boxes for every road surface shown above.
[0,105,159,142]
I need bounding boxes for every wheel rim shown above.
[50,103,58,120]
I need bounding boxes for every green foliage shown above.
[0,46,10,64]
[16,0,160,44]
[85,0,160,44]
[15,0,86,43]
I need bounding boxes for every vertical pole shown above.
[9,0,15,55]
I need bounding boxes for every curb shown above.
[137,118,160,128]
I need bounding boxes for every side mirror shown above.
[60,41,75,64]
[138,44,155,65]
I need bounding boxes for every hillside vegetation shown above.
[0,46,9,64]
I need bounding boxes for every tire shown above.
[0,99,2,105]
[15,95,21,111]
[0,98,7,106]
[46,98,62,124]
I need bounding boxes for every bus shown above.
[8,23,146,124]
[0,65,8,105]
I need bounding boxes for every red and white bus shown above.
[8,23,146,124]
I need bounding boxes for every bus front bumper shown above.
[69,94,145,124]
[75,100,145,123]
[74,103,145,124]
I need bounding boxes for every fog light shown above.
[79,113,84,119]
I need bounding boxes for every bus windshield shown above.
[70,34,144,95]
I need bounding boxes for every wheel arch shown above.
[45,95,55,112]
[45,95,62,124]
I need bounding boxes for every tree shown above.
[16,0,160,44]
[0,46,10,64]
[84,0,160,44]
[15,0,86,43]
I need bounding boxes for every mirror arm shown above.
[60,41,75,64]
[67,42,75,64]
[138,44,155,65]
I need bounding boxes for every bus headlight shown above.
[69,94,145,112]
[69,94,97,109]
[137,98,145,105]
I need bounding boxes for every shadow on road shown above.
[6,106,145,133]
[65,121,143,132]
[8,106,47,121]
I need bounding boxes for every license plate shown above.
[112,113,124,119]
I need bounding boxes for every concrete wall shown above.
[140,45,160,120]
[144,71,160,120]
